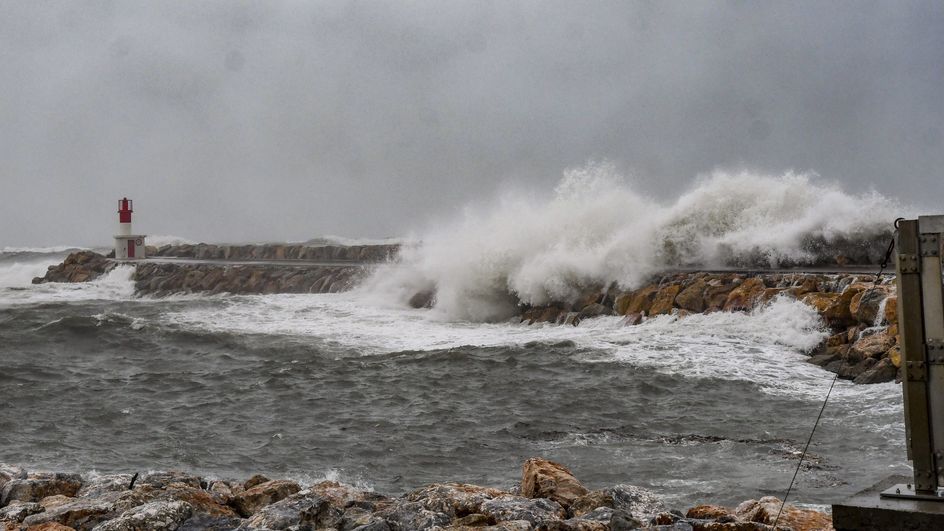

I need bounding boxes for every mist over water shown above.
[366,165,904,321]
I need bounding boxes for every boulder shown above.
[685,505,736,521]
[578,303,613,319]
[376,500,450,530]
[479,495,566,525]
[229,480,301,517]
[1,473,83,506]
[675,279,707,313]
[723,278,766,312]
[0,501,43,523]
[850,288,887,325]
[21,497,114,530]
[242,475,270,491]
[623,286,659,315]
[520,458,588,510]
[135,471,202,490]
[93,500,193,531]
[884,295,898,326]
[650,285,682,316]
[176,514,244,531]
[405,483,505,518]
[76,475,134,499]
[734,496,831,531]
[572,485,667,524]
[854,357,898,384]
[243,490,341,530]
[850,330,896,360]
[111,484,234,519]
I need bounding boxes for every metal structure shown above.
[883,215,944,501]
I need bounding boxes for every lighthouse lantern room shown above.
[114,198,146,260]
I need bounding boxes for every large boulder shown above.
[650,285,682,316]
[850,288,888,325]
[93,500,193,531]
[572,485,668,524]
[21,497,114,530]
[243,490,342,530]
[229,480,301,517]
[675,279,707,313]
[520,458,588,510]
[723,278,766,312]
[735,496,831,531]
[479,495,566,525]
[405,483,505,518]
[1,473,83,506]
[850,330,896,360]
[376,500,451,530]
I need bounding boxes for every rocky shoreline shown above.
[0,458,831,531]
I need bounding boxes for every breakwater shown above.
[0,458,829,530]
[515,271,900,385]
[33,247,901,383]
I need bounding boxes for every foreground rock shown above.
[0,461,830,531]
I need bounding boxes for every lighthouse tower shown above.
[113,198,146,260]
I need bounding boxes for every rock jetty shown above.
[515,272,900,385]
[0,458,831,530]
[32,242,401,297]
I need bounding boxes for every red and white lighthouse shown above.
[114,197,146,260]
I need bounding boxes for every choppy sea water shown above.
[0,249,909,509]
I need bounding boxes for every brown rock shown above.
[724,278,766,311]
[851,330,896,360]
[624,286,659,315]
[25,523,76,531]
[229,479,301,517]
[735,496,832,531]
[243,474,270,490]
[884,295,898,326]
[675,279,708,312]
[888,345,902,368]
[854,357,899,384]
[406,483,505,517]
[649,285,682,316]
[520,458,589,509]
[620,313,643,326]
[686,504,735,520]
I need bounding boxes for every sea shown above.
[0,170,914,509]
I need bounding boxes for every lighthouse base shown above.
[114,235,147,260]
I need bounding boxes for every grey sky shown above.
[1,1,942,247]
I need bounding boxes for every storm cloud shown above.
[1,1,942,247]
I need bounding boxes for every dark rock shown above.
[853,357,898,384]
[409,290,436,309]
[177,514,244,531]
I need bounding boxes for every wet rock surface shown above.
[0,461,831,531]
[518,271,902,384]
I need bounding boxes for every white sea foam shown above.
[160,291,896,402]
[363,164,904,321]
[0,245,86,253]
[0,265,137,306]
[146,234,197,247]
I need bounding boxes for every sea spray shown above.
[363,164,905,321]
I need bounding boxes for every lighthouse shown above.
[113,198,146,260]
